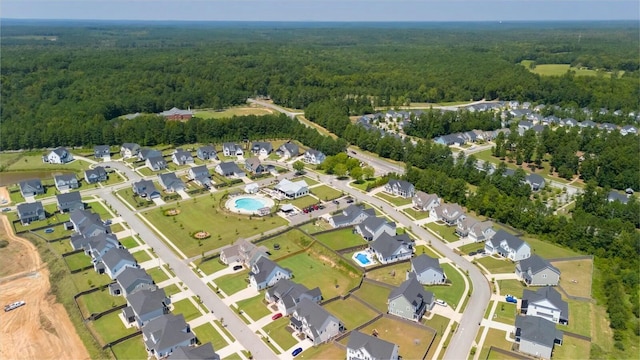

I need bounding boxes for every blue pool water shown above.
[355,253,371,265]
[235,197,268,211]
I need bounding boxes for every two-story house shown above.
[387,274,434,322]
[158,172,186,193]
[110,266,156,297]
[430,203,466,226]
[132,180,162,200]
[484,230,531,261]
[409,254,446,285]
[70,209,110,237]
[187,165,212,188]
[277,142,299,158]
[251,142,273,156]
[384,179,415,199]
[196,145,217,161]
[96,247,138,279]
[329,204,376,228]
[244,157,266,175]
[222,143,243,157]
[412,191,440,212]
[121,143,141,158]
[19,179,44,198]
[355,216,396,241]
[85,233,122,262]
[142,314,196,359]
[515,315,563,360]
[171,149,194,166]
[248,257,292,290]
[84,166,108,184]
[16,202,46,225]
[94,145,111,160]
[146,156,168,172]
[215,162,245,178]
[521,286,568,325]
[124,288,170,328]
[290,298,344,345]
[219,239,269,266]
[265,278,322,315]
[44,147,74,164]
[138,149,163,162]
[516,255,561,287]
[347,331,399,360]
[303,149,326,165]
[56,191,84,213]
[54,174,79,192]
[369,233,414,264]
[456,217,495,242]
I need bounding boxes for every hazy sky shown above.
[2,0,639,22]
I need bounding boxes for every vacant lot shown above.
[194,322,229,350]
[520,60,620,78]
[314,228,367,250]
[262,317,297,351]
[214,270,249,296]
[360,317,435,360]
[194,107,273,119]
[424,222,459,243]
[298,221,332,234]
[491,302,518,325]
[324,297,379,330]
[354,282,392,313]
[236,293,270,321]
[5,154,91,173]
[366,262,411,286]
[376,192,413,206]
[311,185,343,201]
[497,279,525,298]
[552,259,593,298]
[476,256,515,274]
[524,236,582,259]
[258,228,314,258]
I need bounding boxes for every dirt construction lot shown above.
[0,215,90,360]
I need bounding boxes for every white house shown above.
[521,287,569,325]
[274,179,309,199]
[484,230,531,261]
[44,147,74,164]
[347,331,399,360]
[412,191,440,212]
[369,233,414,264]
[303,149,326,165]
[384,179,415,198]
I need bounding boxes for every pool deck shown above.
[225,194,275,215]
[352,250,378,267]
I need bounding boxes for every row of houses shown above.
[18,166,109,199]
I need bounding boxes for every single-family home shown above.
[561,118,578,128]
[84,233,121,262]
[329,204,375,228]
[265,278,322,315]
[142,314,196,359]
[251,142,273,156]
[123,288,170,328]
[599,123,617,132]
[222,143,243,157]
[248,257,292,290]
[110,266,156,297]
[607,190,629,204]
[516,255,561,287]
[620,125,638,136]
[274,179,309,199]
[484,230,531,261]
[97,247,138,279]
[16,202,46,225]
[303,149,326,165]
[139,149,163,162]
[518,120,534,135]
[168,343,220,360]
[84,166,108,184]
[290,298,344,345]
[580,120,597,129]
[434,134,465,146]
[347,331,400,360]
[384,179,415,199]
[171,149,194,166]
[132,180,162,200]
[19,179,44,198]
[467,221,495,243]
[355,216,396,241]
[521,287,569,325]
[94,145,111,159]
[196,145,217,161]
[146,156,168,172]
[220,239,268,266]
[409,254,446,285]
[388,274,434,321]
[215,162,245,177]
[53,174,79,192]
[121,143,141,158]
[44,147,74,164]
[277,142,299,158]
[159,107,194,120]
[412,191,440,212]
[56,191,84,213]
[244,157,266,174]
[430,203,466,226]
[187,165,212,188]
[526,174,546,191]
[514,315,563,360]
[70,209,110,237]
[70,232,117,252]
[158,173,186,193]
[370,233,414,264]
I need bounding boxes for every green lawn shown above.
[64,252,92,272]
[71,270,112,292]
[302,176,320,186]
[298,221,332,234]
[6,155,91,173]
[353,282,392,313]
[277,243,362,299]
[521,60,620,78]
[162,284,182,296]
[402,207,431,220]
[119,236,140,249]
[360,316,435,360]
[111,335,148,360]
[552,335,591,360]
[147,266,170,284]
[424,222,459,243]
[458,242,486,254]
[116,187,154,209]
[376,192,413,206]
[194,322,229,350]
[110,223,125,233]
[497,280,525,298]
[89,311,137,345]
[222,353,242,360]
[77,288,126,318]
[86,201,114,219]
[350,179,379,192]
[478,328,514,359]
[564,298,592,337]
[236,293,270,321]
[262,317,298,351]
[300,343,346,360]
[142,194,288,257]
[214,270,249,296]
[428,264,466,309]
[314,228,367,250]
[131,249,153,263]
[283,195,319,209]
[324,297,379,330]
[366,262,411,286]
[172,298,203,322]
[311,185,343,201]
[195,107,274,119]
[49,239,73,255]
[523,236,582,259]
[197,258,227,275]
[476,256,515,274]
[414,244,442,259]
[32,223,74,241]
[491,302,517,325]
[258,228,314,258]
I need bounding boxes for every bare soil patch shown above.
[193,231,210,239]
[0,186,10,205]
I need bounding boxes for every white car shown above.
[435,299,447,307]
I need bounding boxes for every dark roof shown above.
[169,343,220,360]
[128,288,168,316]
[389,275,433,308]
[159,172,185,190]
[488,230,527,251]
[116,267,154,293]
[331,205,374,226]
[266,279,321,307]
[16,201,44,217]
[56,191,82,204]
[281,142,299,155]
[54,173,77,183]
[347,331,397,359]
[251,141,273,152]
[132,179,160,198]
[411,254,443,275]
[94,145,110,153]
[122,143,140,151]
[147,156,167,168]
[305,149,324,158]
[217,161,242,174]
[516,315,563,348]
[387,179,414,193]
[607,191,629,204]
[370,233,413,259]
[140,148,163,160]
[19,178,43,192]
[526,174,545,187]
[250,257,291,284]
[359,216,396,234]
[522,287,568,319]
[85,166,107,178]
[517,255,560,276]
[102,248,136,270]
[198,145,216,153]
[294,298,338,336]
[143,314,194,354]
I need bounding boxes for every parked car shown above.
[1,208,10,212]
[292,348,303,357]
[233,265,243,271]
[505,295,518,304]
[435,299,448,307]
[271,313,283,321]
[303,208,309,214]
[318,205,325,210]
[468,251,477,256]
[346,198,354,204]
[104,219,112,225]
[333,200,340,205]
[313,204,319,210]
[44,228,54,234]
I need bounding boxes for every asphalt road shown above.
[247,99,302,119]
[346,148,405,176]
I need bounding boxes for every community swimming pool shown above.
[352,251,376,267]
[235,197,269,211]
[226,195,275,215]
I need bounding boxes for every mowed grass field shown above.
[359,317,435,360]
[194,107,274,119]
[258,228,314,258]
[314,228,367,250]
[353,282,392,313]
[552,259,593,298]
[142,194,288,257]
[520,60,622,78]
[323,297,379,330]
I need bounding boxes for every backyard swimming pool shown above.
[352,251,376,267]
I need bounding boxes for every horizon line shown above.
[3,18,639,23]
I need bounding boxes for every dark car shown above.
[468,251,477,256]
[233,265,243,271]
[318,205,325,210]
[292,348,303,357]
[346,198,354,204]
[333,200,340,205]
[271,313,283,321]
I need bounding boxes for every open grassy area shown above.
[564,298,592,337]
[302,176,320,186]
[197,258,227,275]
[428,264,466,309]
[524,236,582,259]
[298,221,332,234]
[402,207,431,220]
[553,336,591,360]
[366,262,411,286]
[324,297,379,330]
[553,259,593,298]
[258,228,314,258]
[194,106,274,119]
[476,256,515,274]
[262,317,297,351]
[414,244,442,259]
[424,222,459,243]
[354,281,392,313]
[131,249,153,263]
[162,283,182,296]
[423,314,451,359]
[31,223,74,241]
[300,342,346,359]
[143,194,288,257]
[172,298,203,322]
[214,270,249,296]
[5,154,91,173]
[194,322,229,350]
[277,243,362,299]
[116,187,154,209]
[458,242,486,254]
[111,335,148,360]
[119,236,140,249]
[147,266,170,284]
[89,311,137,345]
[497,280,525,298]
[77,287,126,318]
[110,223,125,233]
[236,293,270,321]
[491,302,518,325]
[375,192,413,206]
[64,252,93,272]
[86,201,114,220]
[520,60,621,78]
[284,195,320,209]
[350,179,379,192]
[360,316,435,360]
[314,228,367,250]
[311,185,343,201]
[71,269,112,292]
[49,238,73,254]
[478,328,514,360]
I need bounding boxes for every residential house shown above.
[84,233,121,262]
[110,267,156,297]
[277,142,299,158]
[526,174,546,191]
[94,145,111,159]
[607,190,629,204]
[467,221,495,243]
[96,247,138,279]
[244,157,266,175]
[169,343,220,360]
[187,165,212,188]
[384,179,415,198]
[123,288,170,328]
[521,287,569,325]
[347,331,400,360]
[222,143,243,157]
[532,124,546,134]
[620,125,637,136]
[274,179,309,199]
[220,239,268,266]
[434,134,465,146]
[355,216,396,241]
[19,179,44,197]
[430,203,466,226]
[139,149,163,162]
[248,257,292,290]
[132,180,161,200]
[70,209,110,237]
[290,298,344,345]
[599,123,617,132]
[515,316,563,359]
[580,120,597,129]
[409,254,446,285]
[265,278,322,315]
[172,149,194,166]
[412,191,440,212]
[142,314,196,359]
[516,255,561,287]
[303,149,326,165]
[84,166,108,184]
[16,202,46,225]
[329,204,375,228]
[518,121,534,135]
[370,233,414,264]
[158,173,186,193]
[146,156,168,172]
[196,145,217,161]
[44,147,74,164]
[215,162,245,177]
[387,274,434,321]
[484,230,531,261]
[251,142,273,156]
[561,118,578,128]
[56,191,84,213]
[121,143,141,158]
[159,107,194,120]
[53,174,79,192]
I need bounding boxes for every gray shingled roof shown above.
[143,313,194,354]
[389,275,434,308]
[347,330,397,360]
[331,205,375,227]
[518,255,560,276]
[116,267,154,293]
[387,179,413,193]
[411,254,443,275]
[488,230,527,251]
[128,288,168,316]
[56,191,82,205]
[217,161,242,174]
[522,287,568,320]
[16,202,45,219]
[370,233,413,259]
[607,191,629,204]
[516,315,563,347]
[358,216,396,236]
[159,172,185,191]
[266,279,321,307]
[54,173,77,184]
[251,142,273,153]
[169,343,220,360]
[190,165,209,178]
[102,248,136,270]
[294,298,337,336]
[250,257,291,284]
[19,178,43,193]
